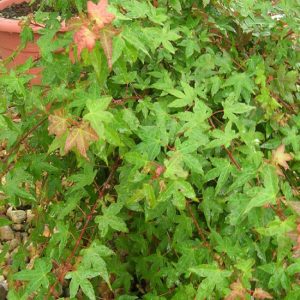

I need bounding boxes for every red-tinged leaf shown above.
[153,165,165,179]
[253,288,273,299]
[74,25,97,58]
[64,122,98,158]
[271,144,293,176]
[87,0,115,29]
[225,279,247,300]
[48,109,68,137]
[99,27,119,70]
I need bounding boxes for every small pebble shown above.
[12,224,24,231]
[43,225,51,238]
[27,243,37,258]
[0,226,14,241]
[0,205,6,213]
[26,209,35,223]
[21,233,28,244]
[7,208,26,224]
[4,252,10,261]
[14,232,22,241]
[8,239,19,251]
[0,275,8,300]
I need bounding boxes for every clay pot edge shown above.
[0,0,68,33]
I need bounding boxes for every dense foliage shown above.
[0,0,300,299]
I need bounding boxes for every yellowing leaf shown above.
[64,122,98,158]
[99,27,119,70]
[288,201,300,215]
[48,109,68,137]
[87,0,115,29]
[272,144,293,176]
[253,288,273,299]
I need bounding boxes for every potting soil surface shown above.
[0,1,44,19]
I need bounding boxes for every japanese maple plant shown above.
[0,0,299,299]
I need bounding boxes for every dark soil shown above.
[0,0,49,19]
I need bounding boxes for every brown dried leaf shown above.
[271,144,293,176]
[253,288,273,299]
[48,109,68,137]
[64,122,98,158]
[225,279,247,300]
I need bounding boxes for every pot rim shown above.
[0,0,30,11]
[0,0,67,33]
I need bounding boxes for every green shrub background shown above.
[0,0,299,299]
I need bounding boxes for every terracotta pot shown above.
[0,0,44,83]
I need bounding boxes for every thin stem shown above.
[0,117,48,179]
[208,117,241,170]
[47,157,121,299]
[186,201,209,247]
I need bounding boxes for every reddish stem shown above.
[208,117,241,170]
[47,157,121,298]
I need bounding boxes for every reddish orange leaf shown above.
[73,25,97,58]
[64,122,98,158]
[153,165,165,179]
[253,288,273,299]
[87,0,115,29]
[48,109,68,137]
[225,279,247,300]
[271,144,293,176]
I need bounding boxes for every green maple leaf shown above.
[2,169,35,203]
[222,94,255,122]
[158,179,196,210]
[84,97,113,134]
[122,26,150,57]
[244,165,279,214]
[66,241,114,300]
[80,241,114,286]
[48,222,69,257]
[222,72,254,101]
[168,81,197,108]
[256,216,296,238]
[84,96,123,146]
[190,264,232,299]
[95,203,128,237]
[136,126,162,160]
[164,151,188,180]
[206,121,238,149]
[57,188,88,220]
[68,163,96,190]
[160,25,181,53]
[150,69,174,91]
[205,158,233,195]
[66,269,97,300]
[13,258,52,295]
[281,126,300,152]
[228,165,257,192]
[128,183,157,208]
[183,153,204,174]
